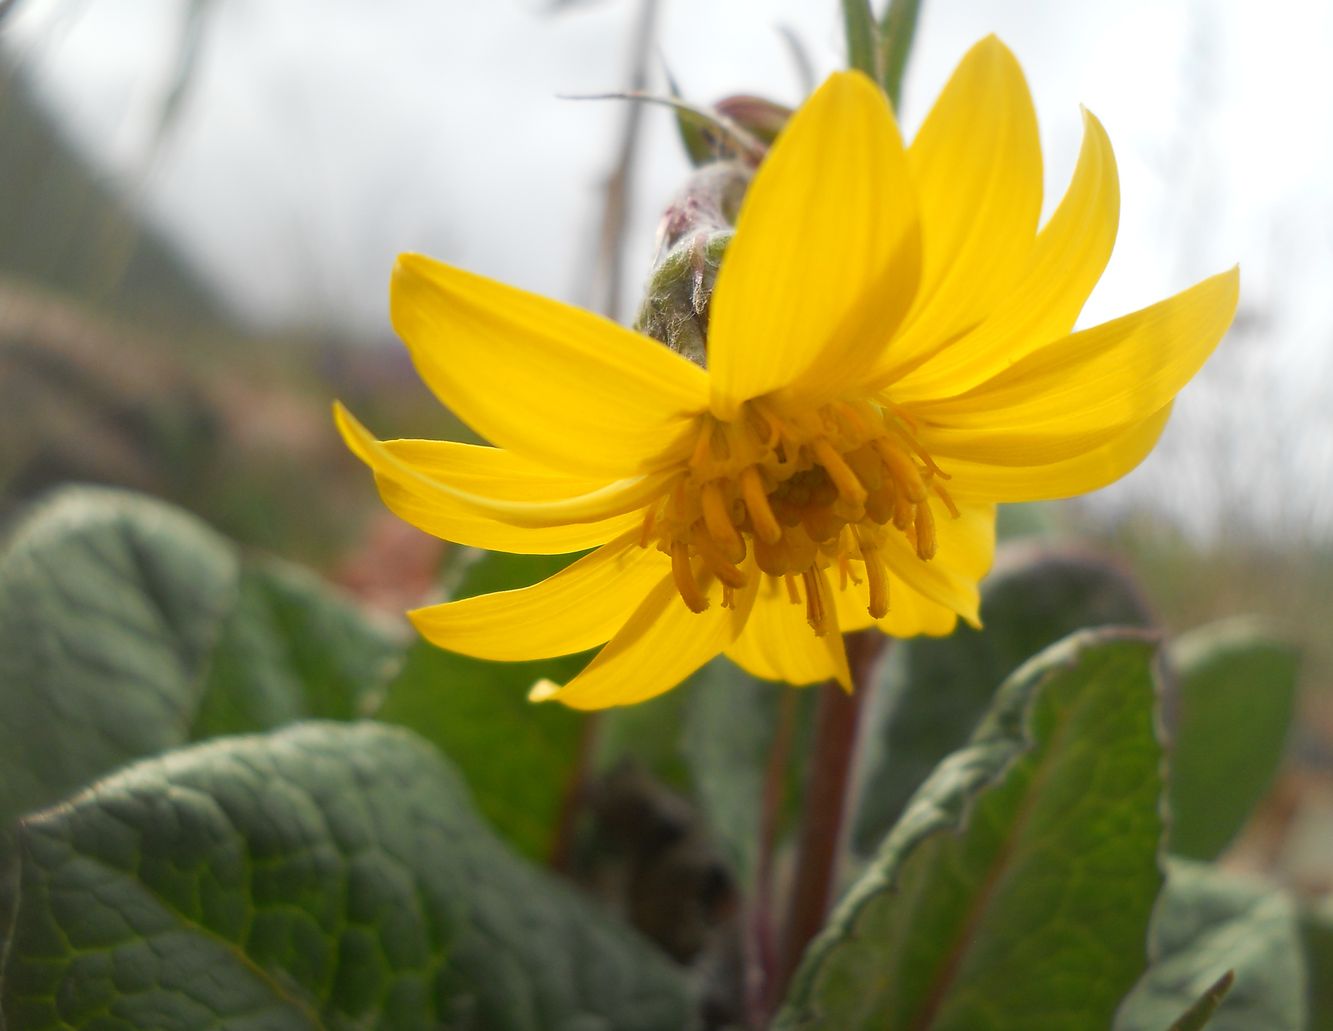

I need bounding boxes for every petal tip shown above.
[528,678,562,703]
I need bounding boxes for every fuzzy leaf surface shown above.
[778,630,1164,1030]
[1,722,692,1031]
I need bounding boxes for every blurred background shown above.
[1,0,1330,886]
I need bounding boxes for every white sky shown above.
[3,0,1332,539]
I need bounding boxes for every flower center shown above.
[642,398,957,630]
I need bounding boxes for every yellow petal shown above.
[725,573,851,688]
[372,435,641,551]
[536,571,759,710]
[943,405,1172,503]
[872,36,1043,386]
[891,107,1119,400]
[880,501,995,627]
[391,253,708,476]
[409,531,669,660]
[707,71,919,419]
[914,268,1239,465]
[877,587,959,637]
[336,403,672,529]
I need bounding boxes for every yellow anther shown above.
[934,481,960,519]
[740,466,783,545]
[914,501,937,560]
[801,568,829,635]
[784,573,801,605]
[861,545,890,620]
[701,481,744,562]
[694,530,748,589]
[872,437,928,502]
[671,541,709,613]
[812,438,868,507]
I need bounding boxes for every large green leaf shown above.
[372,549,588,861]
[0,486,402,830]
[1116,860,1306,1031]
[1,722,692,1030]
[854,545,1154,852]
[777,630,1164,1030]
[1166,618,1299,860]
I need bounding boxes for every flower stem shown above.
[773,630,888,1004]
[548,712,600,872]
[747,687,797,1024]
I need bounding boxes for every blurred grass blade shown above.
[841,0,879,78]
[1167,971,1235,1031]
[878,0,924,107]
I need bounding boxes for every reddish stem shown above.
[771,630,887,1011]
[746,688,797,1024]
[548,713,600,872]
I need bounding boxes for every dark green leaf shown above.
[372,549,588,860]
[877,0,924,107]
[1,722,691,1030]
[1300,896,1333,1030]
[0,486,403,830]
[1116,860,1306,1031]
[1166,618,1299,860]
[853,545,1154,853]
[777,630,1164,1030]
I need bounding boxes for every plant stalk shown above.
[773,630,888,1006]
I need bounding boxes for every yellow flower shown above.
[336,37,1237,710]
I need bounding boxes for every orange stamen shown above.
[872,437,928,502]
[801,568,829,635]
[740,466,782,545]
[914,501,937,560]
[671,541,709,613]
[812,438,868,506]
[860,543,890,619]
[701,481,744,562]
[934,481,960,519]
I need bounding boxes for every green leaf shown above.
[0,486,403,830]
[372,549,588,861]
[877,0,924,107]
[1116,860,1307,1031]
[1,722,691,1030]
[679,659,780,884]
[777,630,1164,1031]
[1300,896,1333,1030]
[853,545,1154,853]
[1166,617,1299,860]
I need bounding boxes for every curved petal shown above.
[534,568,759,710]
[913,268,1239,465]
[943,405,1171,504]
[892,107,1119,400]
[871,36,1043,385]
[409,530,669,660]
[879,500,995,627]
[373,475,638,553]
[337,403,673,529]
[391,253,707,476]
[726,572,851,688]
[708,71,919,419]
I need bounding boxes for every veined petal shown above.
[336,403,673,528]
[708,71,919,419]
[409,530,669,660]
[391,253,708,476]
[943,405,1172,504]
[879,501,995,627]
[913,269,1239,465]
[870,36,1042,387]
[891,107,1119,400]
[534,569,759,710]
[374,475,638,553]
[726,572,851,688]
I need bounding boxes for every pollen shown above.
[646,398,956,628]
